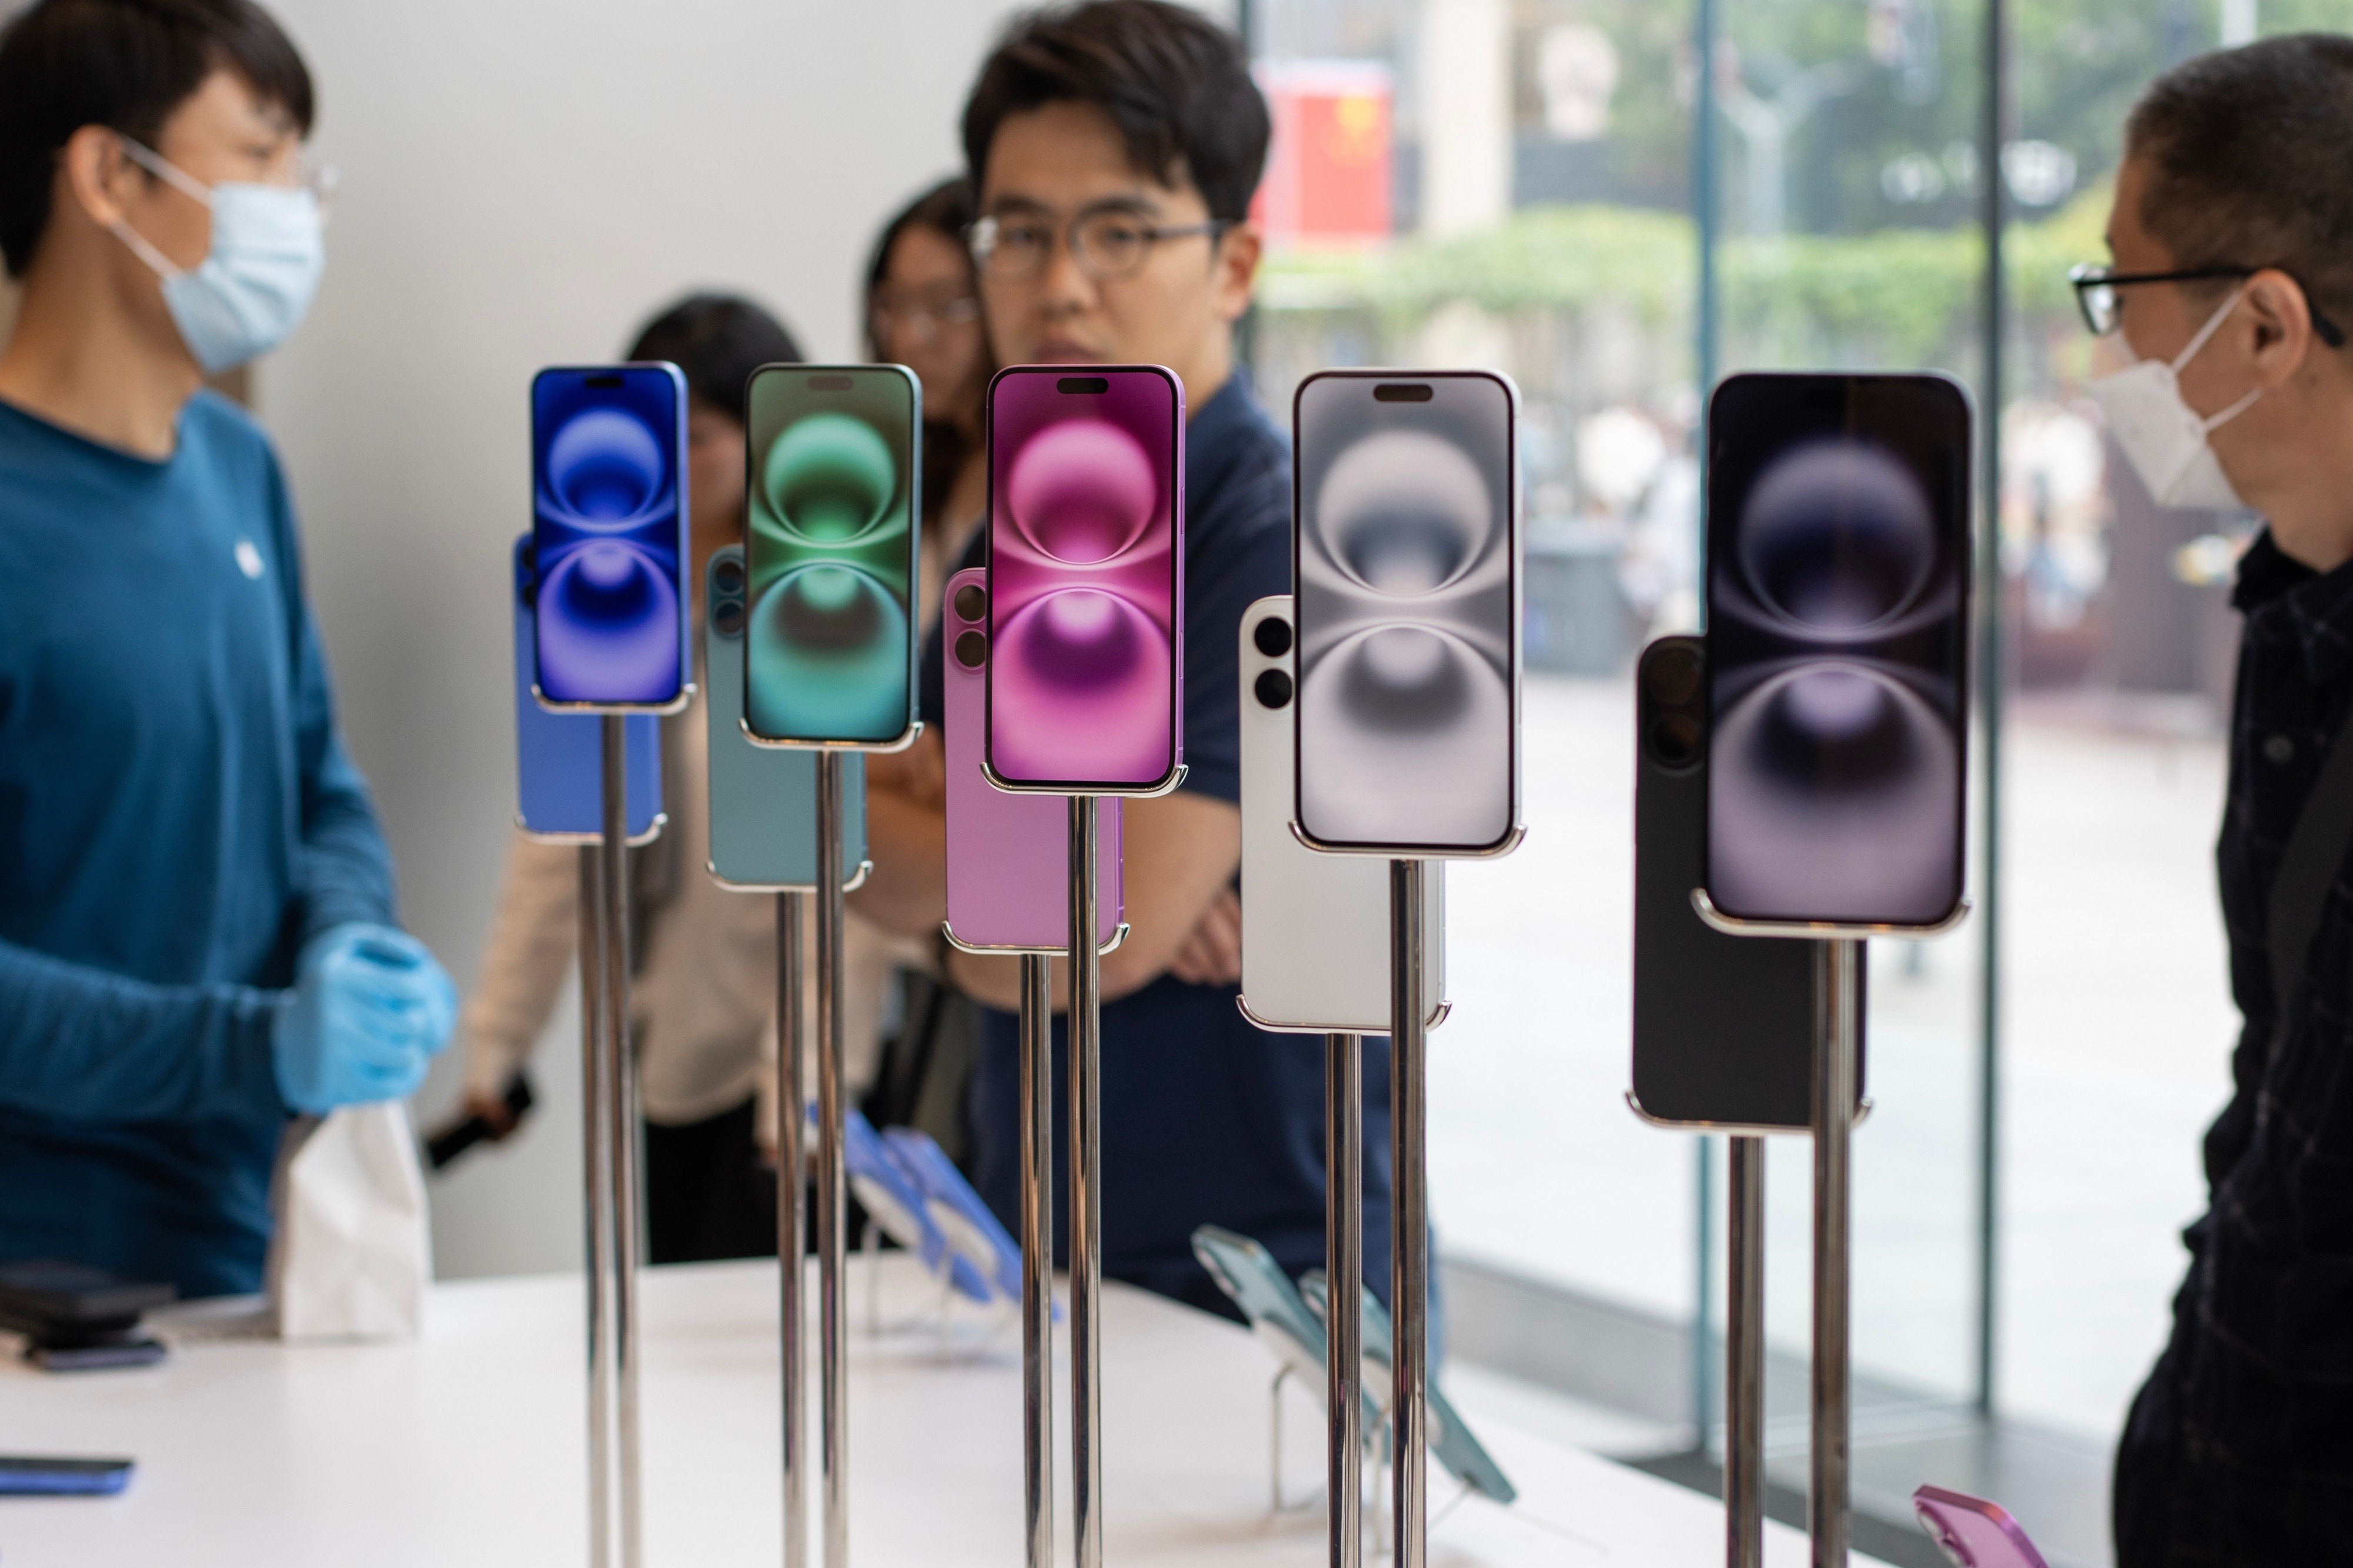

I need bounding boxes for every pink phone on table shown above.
[983,365,1184,794]
[944,567,1122,951]
[1912,1486,2050,1568]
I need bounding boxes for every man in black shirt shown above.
[855,1,1397,1315]
[2099,36,2353,1565]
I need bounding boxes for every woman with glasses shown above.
[863,178,995,622]
[2098,35,2353,1568]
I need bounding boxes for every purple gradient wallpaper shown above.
[985,366,1183,789]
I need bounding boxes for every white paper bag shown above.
[266,1102,432,1342]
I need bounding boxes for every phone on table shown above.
[511,538,662,843]
[741,365,921,749]
[705,545,868,889]
[1703,372,1972,929]
[984,365,1184,794]
[941,568,1121,951]
[1292,370,1521,855]
[1912,1485,2051,1568]
[529,363,691,713]
[1630,635,1861,1129]
[0,1455,135,1496]
[0,1257,174,1373]
[1237,593,1443,1033]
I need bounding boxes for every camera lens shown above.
[1252,616,1293,658]
[1644,644,1702,707]
[955,630,988,670]
[712,600,746,638]
[953,584,987,623]
[1646,713,1700,770]
[713,559,745,595]
[1254,669,1294,709]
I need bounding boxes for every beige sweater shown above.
[456,676,912,1143]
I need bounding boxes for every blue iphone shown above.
[705,546,866,888]
[530,363,692,713]
[514,536,662,842]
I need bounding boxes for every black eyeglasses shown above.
[2068,262,2347,348]
[968,208,1230,282]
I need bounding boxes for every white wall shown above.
[255,0,1032,1277]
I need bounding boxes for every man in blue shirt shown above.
[857,0,1395,1316]
[0,0,454,1299]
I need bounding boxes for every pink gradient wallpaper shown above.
[984,366,1184,789]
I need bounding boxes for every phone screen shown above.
[1293,371,1518,852]
[984,366,1183,791]
[529,365,688,709]
[1704,372,1971,927]
[743,366,919,744]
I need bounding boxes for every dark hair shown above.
[862,175,977,348]
[0,0,314,278]
[864,178,987,531]
[623,293,805,426]
[2128,34,2353,336]
[961,0,1269,223]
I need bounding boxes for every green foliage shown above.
[1260,186,2113,375]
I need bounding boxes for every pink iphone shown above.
[984,365,1184,793]
[944,567,1122,951]
[1912,1486,2050,1568]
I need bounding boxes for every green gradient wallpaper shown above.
[744,366,918,743]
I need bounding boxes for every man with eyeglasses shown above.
[0,0,454,1299]
[2095,35,2353,1567]
[855,0,1405,1320]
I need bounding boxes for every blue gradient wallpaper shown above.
[531,365,687,707]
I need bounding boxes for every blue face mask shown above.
[108,138,326,375]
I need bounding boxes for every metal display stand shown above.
[1067,795,1105,1568]
[576,843,613,1568]
[1811,940,1862,1567]
[582,716,645,1568]
[1387,858,1429,1568]
[1691,893,1964,1567]
[1327,1029,1364,1568]
[814,752,850,1568]
[1725,1134,1764,1568]
[778,890,809,1568]
[1020,953,1055,1568]
[940,854,1127,1568]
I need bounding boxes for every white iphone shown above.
[1238,594,1445,1033]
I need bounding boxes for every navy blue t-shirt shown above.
[922,372,1395,1317]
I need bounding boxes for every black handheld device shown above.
[423,1073,537,1171]
[1631,635,1862,1129]
[0,1258,174,1372]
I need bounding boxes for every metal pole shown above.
[578,845,614,1568]
[1019,952,1055,1568]
[1388,858,1429,1568]
[1068,795,1104,1568]
[815,751,849,1568]
[1975,0,2009,1425]
[1327,1031,1364,1568]
[598,718,644,1568]
[778,892,809,1568]
[1726,1134,1765,1568]
[1811,939,1862,1566]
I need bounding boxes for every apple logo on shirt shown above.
[235,539,265,580]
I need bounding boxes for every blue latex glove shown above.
[273,923,458,1115]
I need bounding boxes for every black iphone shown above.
[1631,635,1861,1129]
[1702,372,1972,929]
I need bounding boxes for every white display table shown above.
[0,1257,1877,1566]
